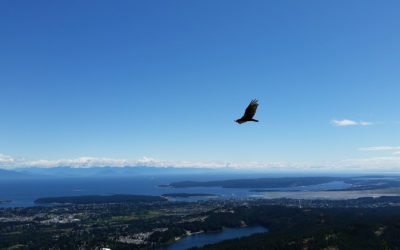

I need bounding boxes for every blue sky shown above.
[1,1,400,170]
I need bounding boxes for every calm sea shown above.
[0,175,350,208]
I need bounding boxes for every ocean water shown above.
[0,175,350,208]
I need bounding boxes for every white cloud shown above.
[331,119,358,126]
[2,153,400,172]
[0,154,16,163]
[26,157,135,168]
[0,155,228,169]
[393,151,400,155]
[331,119,373,126]
[0,154,25,169]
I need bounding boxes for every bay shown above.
[0,175,350,208]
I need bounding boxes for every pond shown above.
[158,225,268,250]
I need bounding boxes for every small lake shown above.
[158,226,268,250]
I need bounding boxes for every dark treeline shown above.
[192,206,400,250]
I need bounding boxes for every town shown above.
[1,196,400,249]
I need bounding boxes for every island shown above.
[164,176,400,191]
[162,193,219,198]
[0,200,12,204]
[157,184,171,187]
[250,189,302,192]
[34,194,167,205]
[166,177,340,188]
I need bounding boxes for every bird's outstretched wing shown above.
[242,99,258,119]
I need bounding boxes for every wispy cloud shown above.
[359,146,400,157]
[331,119,358,126]
[331,119,373,126]
[359,146,400,151]
[2,153,400,172]
[359,121,373,126]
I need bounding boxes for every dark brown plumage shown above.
[235,99,259,124]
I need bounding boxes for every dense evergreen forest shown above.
[194,206,400,250]
[1,197,400,249]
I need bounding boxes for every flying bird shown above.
[235,99,259,124]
